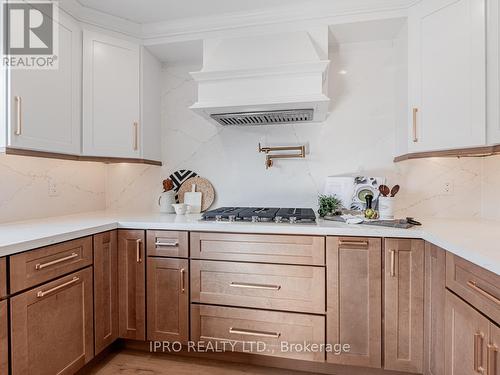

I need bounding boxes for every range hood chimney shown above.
[190,29,330,126]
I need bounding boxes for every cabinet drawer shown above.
[191,304,325,362]
[190,232,325,265]
[147,230,188,258]
[191,260,325,314]
[446,252,500,324]
[10,236,93,294]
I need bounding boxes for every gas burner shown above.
[201,207,316,224]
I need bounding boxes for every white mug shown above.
[378,196,394,219]
[158,191,176,213]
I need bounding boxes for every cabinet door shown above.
[489,323,500,375]
[0,300,7,375]
[82,30,140,158]
[384,239,424,373]
[445,291,489,375]
[11,268,94,375]
[487,0,500,145]
[424,243,446,375]
[94,231,118,354]
[8,11,81,154]
[118,229,145,340]
[147,257,189,343]
[326,237,382,368]
[408,0,486,152]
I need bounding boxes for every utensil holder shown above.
[378,197,395,219]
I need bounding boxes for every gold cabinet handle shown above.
[133,122,139,151]
[488,344,498,375]
[390,250,396,277]
[14,96,22,135]
[180,268,186,293]
[37,276,79,298]
[412,107,418,142]
[230,282,281,291]
[467,281,500,305]
[475,332,486,374]
[229,327,281,339]
[136,239,142,263]
[155,240,179,247]
[35,252,79,270]
[338,240,369,248]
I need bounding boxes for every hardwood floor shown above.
[86,350,320,375]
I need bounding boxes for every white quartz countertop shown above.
[0,211,498,275]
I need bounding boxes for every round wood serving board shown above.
[177,176,215,212]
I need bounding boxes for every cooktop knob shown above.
[251,216,259,223]
[215,215,222,222]
[228,215,236,222]
[274,216,282,223]
[289,216,297,224]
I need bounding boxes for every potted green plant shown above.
[318,194,342,217]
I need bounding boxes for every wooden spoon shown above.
[390,185,400,197]
[379,185,390,197]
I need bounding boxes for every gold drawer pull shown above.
[390,250,397,277]
[14,96,22,135]
[180,268,186,293]
[229,327,281,338]
[467,281,500,305]
[136,239,142,263]
[412,107,419,142]
[37,277,79,298]
[35,252,79,270]
[155,240,179,247]
[488,344,498,375]
[230,282,281,291]
[338,240,369,248]
[474,332,485,374]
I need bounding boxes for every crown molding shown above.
[59,0,420,45]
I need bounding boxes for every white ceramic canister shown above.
[378,196,395,220]
[158,191,176,213]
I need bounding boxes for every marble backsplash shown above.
[0,154,106,223]
[105,41,493,220]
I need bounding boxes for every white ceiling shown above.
[76,0,315,24]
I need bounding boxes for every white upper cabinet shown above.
[82,30,141,158]
[7,11,82,154]
[487,0,500,145]
[407,0,486,152]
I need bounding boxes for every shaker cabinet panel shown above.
[147,257,189,343]
[0,301,7,375]
[7,11,82,154]
[326,237,382,368]
[384,238,424,373]
[10,268,94,375]
[94,231,119,354]
[407,0,486,152]
[82,30,140,158]
[118,229,146,340]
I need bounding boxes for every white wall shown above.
[106,40,487,219]
[0,154,106,223]
[482,155,500,220]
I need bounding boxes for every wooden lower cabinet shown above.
[384,238,424,373]
[10,267,94,375]
[0,300,7,375]
[118,229,146,340]
[445,291,490,375]
[94,231,119,354]
[326,236,382,368]
[424,243,446,375]
[147,257,189,343]
[489,324,500,375]
[191,304,325,362]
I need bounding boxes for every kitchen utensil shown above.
[379,185,390,197]
[162,179,174,192]
[378,196,394,219]
[183,184,202,214]
[390,185,400,197]
[178,176,215,212]
[168,169,198,202]
[158,191,176,213]
[172,203,190,215]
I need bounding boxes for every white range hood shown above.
[190,30,330,126]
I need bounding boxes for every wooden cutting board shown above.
[177,176,215,212]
